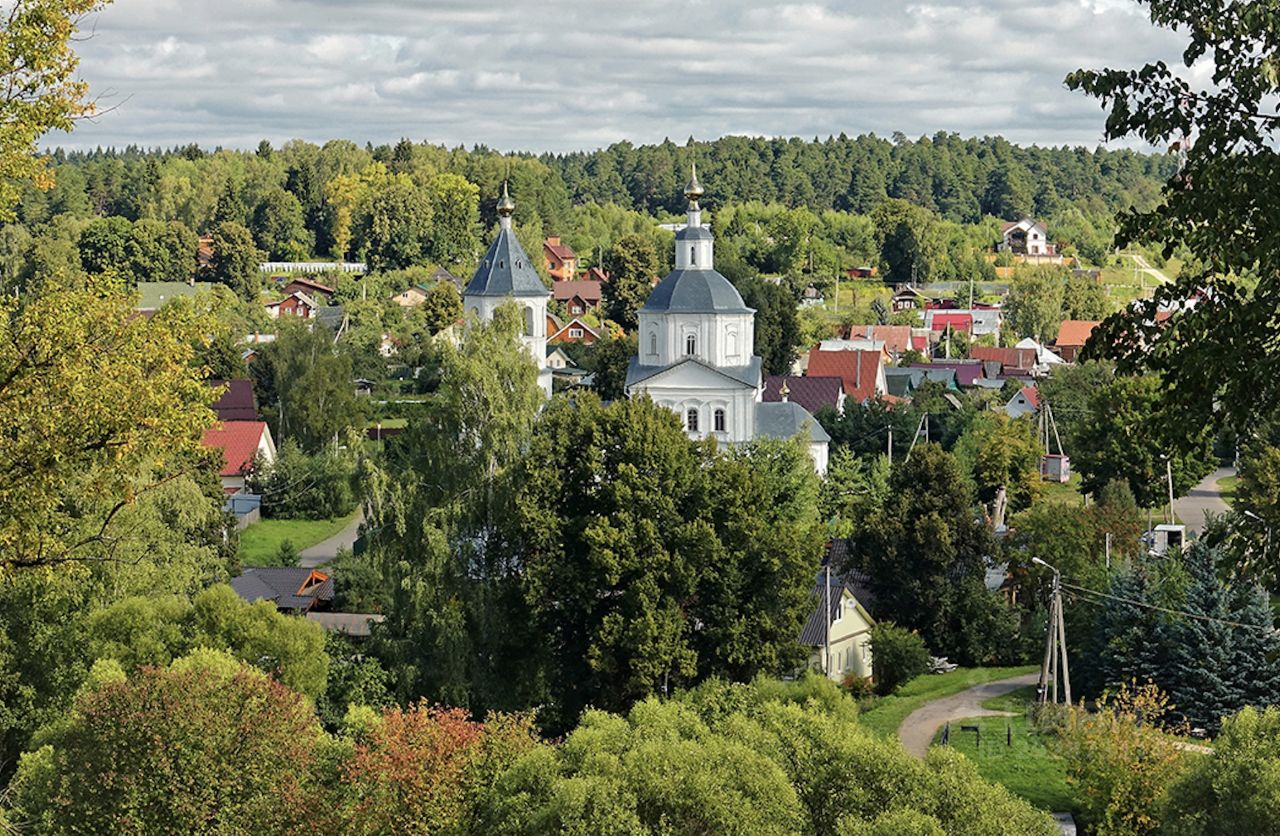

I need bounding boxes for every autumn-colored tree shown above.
[338,704,539,835]
[8,651,325,834]
[0,278,217,570]
[0,0,109,219]
[1059,681,1190,836]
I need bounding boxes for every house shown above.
[282,276,336,300]
[843,325,913,357]
[584,266,609,283]
[313,305,347,336]
[391,285,429,307]
[970,346,1038,376]
[135,281,212,315]
[305,612,385,637]
[197,235,214,270]
[998,219,1056,257]
[230,567,333,613]
[428,265,463,292]
[544,236,578,281]
[846,265,876,279]
[201,420,276,494]
[799,565,876,683]
[909,361,985,388]
[546,346,573,370]
[806,348,887,404]
[1014,337,1066,370]
[763,375,846,417]
[890,285,928,312]
[354,378,376,397]
[549,316,600,345]
[1055,320,1100,363]
[925,311,973,336]
[552,280,603,315]
[819,337,886,354]
[1005,385,1040,419]
[265,291,320,319]
[208,379,257,421]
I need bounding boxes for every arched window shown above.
[686,408,699,432]
[648,330,658,357]
[686,334,696,356]
[524,306,536,336]
[726,329,738,356]
[714,408,726,432]
[690,245,696,265]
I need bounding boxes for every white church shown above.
[463,183,554,398]
[624,169,830,473]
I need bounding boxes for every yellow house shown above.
[799,571,876,682]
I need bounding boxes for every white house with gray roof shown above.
[464,183,553,397]
[625,168,830,472]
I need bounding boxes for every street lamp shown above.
[1243,511,1272,570]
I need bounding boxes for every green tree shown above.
[423,172,479,265]
[251,186,313,261]
[870,622,930,695]
[0,279,217,569]
[871,198,942,284]
[9,651,324,834]
[953,411,1042,511]
[126,218,197,283]
[257,321,363,452]
[981,164,1034,219]
[1004,266,1067,342]
[0,0,110,219]
[1067,1,1280,437]
[207,220,263,300]
[77,215,131,277]
[1163,706,1280,834]
[737,275,802,375]
[1072,375,1215,506]
[1035,361,1112,455]
[354,165,432,272]
[603,231,659,329]
[583,330,635,401]
[418,280,462,334]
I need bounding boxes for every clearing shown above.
[239,511,360,567]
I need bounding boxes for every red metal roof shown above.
[202,421,268,477]
[1056,319,1100,347]
[806,349,883,402]
[929,313,973,333]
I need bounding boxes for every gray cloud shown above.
[59,0,1187,153]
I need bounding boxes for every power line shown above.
[1061,580,1274,632]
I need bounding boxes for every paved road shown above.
[299,508,364,568]
[897,673,1040,758]
[1124,252,1172,286]
[1172,467,1234,535]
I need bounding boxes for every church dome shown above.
[641,268,752,314]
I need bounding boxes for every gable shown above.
[629,359,759,392]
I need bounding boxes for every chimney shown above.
[547,236,560,246]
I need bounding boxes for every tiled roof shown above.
[544,239,577,261]
[208,379,257,421]
[1056,319,1100,347]
[552,280,603,304]
[762,375,843,416]
[201,421,268,476]
[230,568,334,611]
[806,349,883,402]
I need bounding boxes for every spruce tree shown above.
[1163,545,1235,732]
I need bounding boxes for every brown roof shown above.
[544,238,577,261]
[282,277,336,297]
[843,324,912,355]
[1056,320,1100,348]
[970,346,1037,372]
[806,349,883,403]
[552,280,602,304]
[762,375,843,416]
[208,379,257,421]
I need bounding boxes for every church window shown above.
[686,334,696,356]
[649,331,658,356]
[524,306,535,336]
[686,408,699,432]
[499,260,505,269]
[714,408,726,432]
[690,245,696,265]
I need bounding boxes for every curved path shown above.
[299,509,364,569]
[898,672,1040,758]
[1171,466,1234,536]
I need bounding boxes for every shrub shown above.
[870,622,930,695]
[1059,681,1189,835]
[251,440,360,520]
[842,673,876,699]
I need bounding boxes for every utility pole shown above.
[1034,557,1071,705]
[1166,458,1175,525]
[823,564,832,678]
[887,425,893,466]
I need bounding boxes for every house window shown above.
[686,334,696,356]
[571,304,583,314]
[686,408,699,432]
[569,328,583,338]
[714,408,726,432]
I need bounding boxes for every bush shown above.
[842,673,876,699]
[870,623,930,695]
[251,440,360,520]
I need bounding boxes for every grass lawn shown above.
[1217,474,1238,504]
[933,703,1076,813]
[238,512,358,567]
[1037,471,1084,507]
[858,666,1037,738]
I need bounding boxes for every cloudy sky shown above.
[61,0,1188,154]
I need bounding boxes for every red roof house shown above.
[265,291,320,320]
[806,348,887,403]
[201,420,276,494]
[843,325,913,356]
[1055,320,1100,362]
[549,316,600,345]
[928,312,973,335]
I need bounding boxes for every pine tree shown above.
[1163,545,1236,732]
[1228,582,1280,713]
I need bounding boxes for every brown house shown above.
[1055,320,1100,363]
[544,237,578,281]
[552,280,603,316]
[549,316,600,345]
